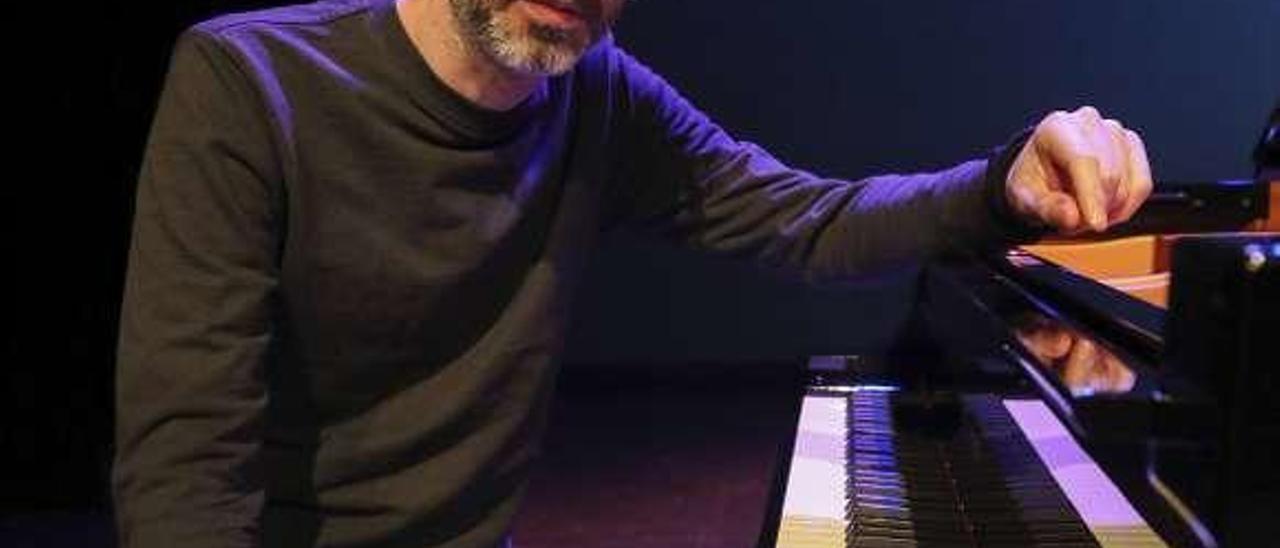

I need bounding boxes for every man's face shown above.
[449,0,624,76]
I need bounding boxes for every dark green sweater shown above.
[113,0,1033,546]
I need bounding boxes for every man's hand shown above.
[1006,106,1153,234]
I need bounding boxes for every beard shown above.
[448,0,617,76]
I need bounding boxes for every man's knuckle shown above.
[1125,129,1146,149]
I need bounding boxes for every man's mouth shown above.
[517,0,588,28]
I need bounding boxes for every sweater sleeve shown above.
[605,47,1041,281]
[112,28,283,548]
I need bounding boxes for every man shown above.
[112,0,1152,546]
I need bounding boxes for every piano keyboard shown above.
[776,387,1165,547]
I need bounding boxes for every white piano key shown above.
[776,394,847,548]
[1003,398,1168,547]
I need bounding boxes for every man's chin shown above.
[500,47,585,76]
[490,28,595,75]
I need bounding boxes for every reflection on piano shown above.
[767,107,1279,547]
[1013,313,1137,398]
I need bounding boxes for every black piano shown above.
[765,108,1280,548]
[767,233,1277,548]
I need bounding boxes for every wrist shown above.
[985,128,1049,242]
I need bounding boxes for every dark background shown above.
[5,0,1276,538]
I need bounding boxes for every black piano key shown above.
[851,494,966,514]
[849,537,924,548]
[853,515,970,537]
[851,508,967,528]
[971,528,1090,543]
[846,469,907,484]
[849,463,950,483]
[850,483,957,501]
[850,520,974,543]
[974,513,1084,529]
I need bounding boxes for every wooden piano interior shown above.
[1020,181,1279,308]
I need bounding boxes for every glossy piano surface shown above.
[768,234,1279,548]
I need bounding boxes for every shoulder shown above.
[191,0,372,38]
[170,0,384,92]
[176,0,376,68]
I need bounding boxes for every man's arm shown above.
[604,48,1149,279]
[113,28,283,548]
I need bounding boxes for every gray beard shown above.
[448,0,594,76]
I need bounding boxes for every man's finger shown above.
[1076,108,1125,203]
[1056,150,1108,231]
[1038,191,1084,233]
[1036,114,1110,231]
[1008,169,1082,233]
